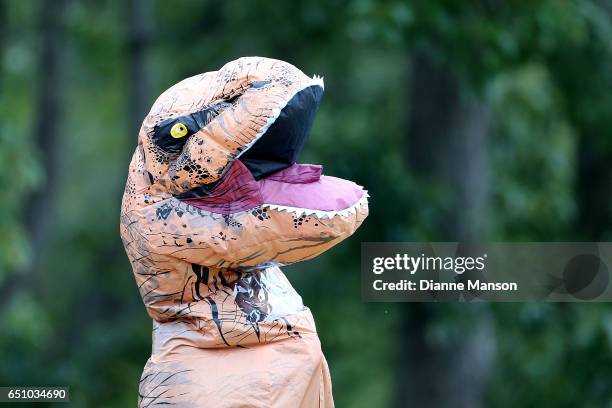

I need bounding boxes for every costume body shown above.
[120,57,368,407]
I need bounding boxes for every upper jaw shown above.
[145,64,326,197]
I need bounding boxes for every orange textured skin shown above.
[120,57,368,407]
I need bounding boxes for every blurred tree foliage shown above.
[1,1,612,407]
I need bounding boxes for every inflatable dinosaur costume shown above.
[120,57,368,407]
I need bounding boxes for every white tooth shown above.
[311,74,325,89]
[261,195,369,221]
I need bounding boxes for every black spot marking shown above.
[156,203,173,220]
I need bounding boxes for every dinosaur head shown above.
[140,57,325,195]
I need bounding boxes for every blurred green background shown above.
[2,0,612,407]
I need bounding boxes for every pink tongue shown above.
[266,164,322,183]
[182,160,364,215]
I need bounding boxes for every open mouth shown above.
[176,81,367,218]
[238,83,324,179]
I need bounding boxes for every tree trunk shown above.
[396,47,494,408]
[576,136,612,240]
[0,0,69,312]
[127,0,152,139]
[406,48,489,241]
[0,0,5,82]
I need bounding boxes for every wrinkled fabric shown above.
[120,57,368,407]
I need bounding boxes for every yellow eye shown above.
[170,122,188,138]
